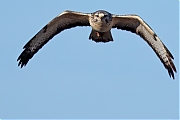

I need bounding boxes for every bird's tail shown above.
[89,30,113,43]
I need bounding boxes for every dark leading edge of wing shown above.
[112,14,177,79]
[17,10,90,68]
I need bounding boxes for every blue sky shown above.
[0,0,179,119]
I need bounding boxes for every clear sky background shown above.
[0,0,179,119]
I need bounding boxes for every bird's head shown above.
[92,10,112,23]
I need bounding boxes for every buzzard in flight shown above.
[17,10,177,79]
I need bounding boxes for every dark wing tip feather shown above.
[162,43,174,60]
[164,46,176,79]
[167,65,175,79]
[169,58,177,73]
[17,49,33,68]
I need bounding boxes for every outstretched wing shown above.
[17,10,90,68]
[112,14,176,79]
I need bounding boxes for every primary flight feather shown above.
[17,10,177,79]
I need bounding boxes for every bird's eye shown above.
[95,14,99,17]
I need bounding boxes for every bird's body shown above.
[17,10,177,79]
[88,10,114,42]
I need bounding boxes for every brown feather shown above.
[112,14,176,79]
[17,10,90,67]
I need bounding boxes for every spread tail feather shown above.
[89,30,113,43]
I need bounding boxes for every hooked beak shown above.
[99,13,104,19]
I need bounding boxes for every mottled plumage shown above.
[17,10,176,79]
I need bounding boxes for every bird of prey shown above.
[17,10,177,79]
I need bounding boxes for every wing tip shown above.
[17,49,32,68]
[167,67,175,80]
[166,60,177,80]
